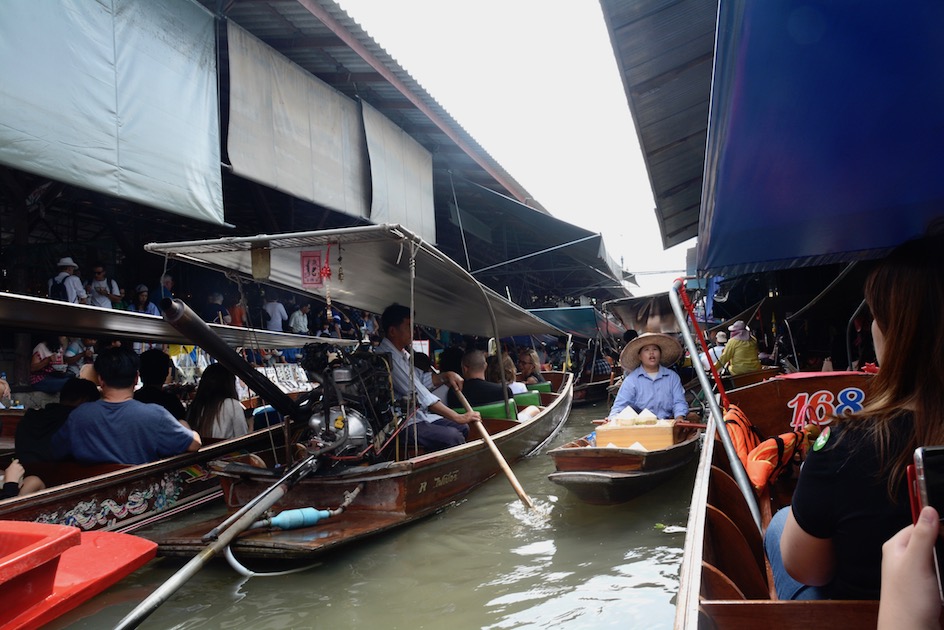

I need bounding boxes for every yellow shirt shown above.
[714,338,762,375]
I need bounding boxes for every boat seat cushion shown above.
[526,381,552,393]
[452,399,516,420]
[512,391,540,407]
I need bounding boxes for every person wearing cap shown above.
[608,332,689,421]
[698,330,728,370]
[128,284,160,316]
[48,256,88,304]
[713,320,762,375]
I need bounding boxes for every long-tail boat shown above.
[132,224,573,560]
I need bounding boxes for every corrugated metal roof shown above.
[599,0,717,249]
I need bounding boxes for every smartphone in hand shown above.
[913,446,944,601]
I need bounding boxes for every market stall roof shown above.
[146,224,563,338]
[602,0,944,274]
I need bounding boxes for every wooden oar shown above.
[455,389,535,510]
[114,455,319,630]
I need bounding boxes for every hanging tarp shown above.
[145,224,561,338]
[361,102,436,243]
[698,0,944,275]
[226,23,370,220]
[529,306,625,340]
[603,293,683,334]
[0,0,223,224]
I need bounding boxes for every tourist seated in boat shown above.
[51,346,201,465]
[201,291,232,325]
[487,353,528,395]
[15,376,101,463]
[30,334,73,394]
[1,459,44,499]
[63,337,97,377]
[608,333,688,421]
[712,320,761,375]
[697,330,727,370]
[764,232,944,601]
[133,349,187,421]
[378,303,480,451]
[447,350,512,408]
[186,363,251,440]
[518,348,546,385]
[878,505,941,630]
[0,374,10,400]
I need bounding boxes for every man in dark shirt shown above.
[133,349,186,420]
[447,350,511,408]
[15,377,101,463]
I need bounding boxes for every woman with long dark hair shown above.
[186,363,250,440]
[765,231,944,601]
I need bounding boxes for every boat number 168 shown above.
[787,387,866,427]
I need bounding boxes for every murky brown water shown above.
[53,403,696,629]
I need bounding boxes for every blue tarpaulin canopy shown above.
[698,0,944,275]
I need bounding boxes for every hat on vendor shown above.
[134,284,149,294]
[619,332,684,371]
[57,256,78,268]
[715,331,728,343]
[728,319,751,341]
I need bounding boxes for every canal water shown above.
[53,403,697,629]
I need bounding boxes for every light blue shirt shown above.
[377,337,440,425]
[609,365,688,420]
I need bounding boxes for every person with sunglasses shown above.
[85,263,121,309]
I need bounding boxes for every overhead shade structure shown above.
[698,0,944,275]
[600,0,718,249]
[226,23,370,221]
[461,182,626,295]
[603,294,683,334]
[528,306,625,340]
[0,294,343,349]
[146,224,562,338]
[0,0,223,225]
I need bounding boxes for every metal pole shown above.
[669,279,762,532]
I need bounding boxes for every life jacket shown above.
[722,404,764,468]
[745,425,820,490]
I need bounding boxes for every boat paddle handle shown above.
[455,389,535,510]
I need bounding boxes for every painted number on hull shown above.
[787,387,866,428]
[417,470,460,494]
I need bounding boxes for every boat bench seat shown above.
[512,391,540,407]
[525,381,552,393]
[452,399,517,420]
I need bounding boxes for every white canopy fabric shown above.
[145,224,562,338]
[362,102,437,243]
[226,23,370,220]
[0,0,223,225]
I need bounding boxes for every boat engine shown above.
[299,343,399,462]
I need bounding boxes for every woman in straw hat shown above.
[608,332,688,421]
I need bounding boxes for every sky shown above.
[335,0,695,297]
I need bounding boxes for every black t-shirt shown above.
[15,403,73,463]
[447,378,511,409]
[134,386,187,421]
[790,417,913,599]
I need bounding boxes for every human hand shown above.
[878,505,942,630]
[458,410,482,425]
[4,460,25,487]
[441,371,464,390]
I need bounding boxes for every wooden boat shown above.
[152,371,571,560]
[0,295,341,534]
[674,371,876,628]
[0,520,156,629]
[131,224,572,561]
[547,425,700,505]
